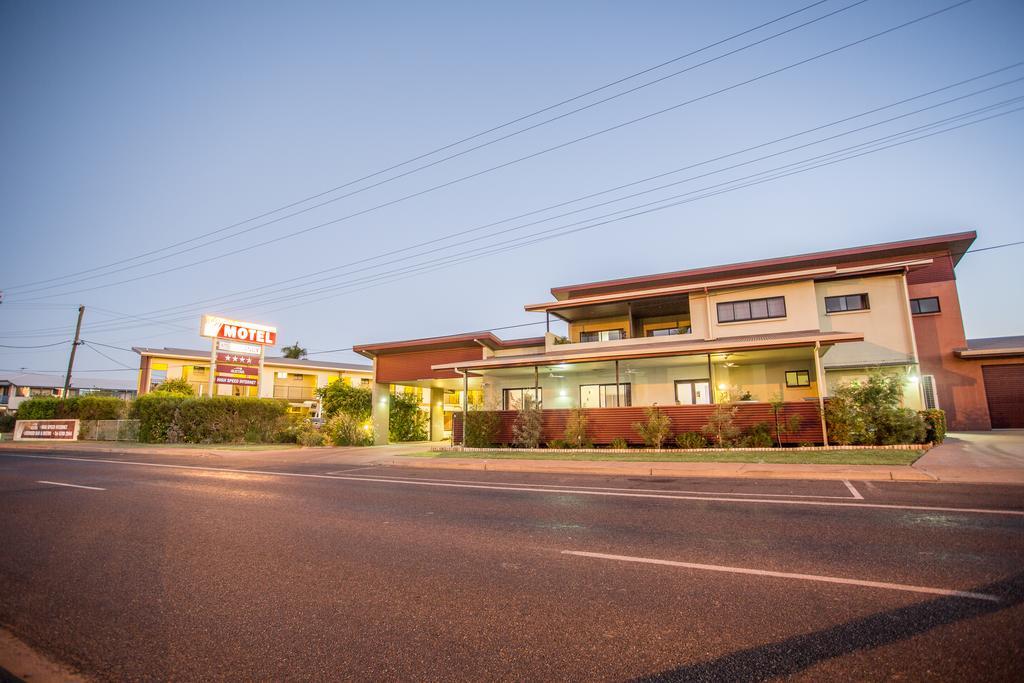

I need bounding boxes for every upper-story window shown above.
[579,329,626,342]
[647,326,692,337]
[824,293,869,313]
[717,296,786,323]
[910,296,940,315]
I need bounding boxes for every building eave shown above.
[430,330,865,372]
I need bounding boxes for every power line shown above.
[82,342,136,369]
[46,62,1022,337]
[8,0,973,302]
[0,0,841,294]
[0,340,72,349]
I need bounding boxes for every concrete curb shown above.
[385,457,936,482]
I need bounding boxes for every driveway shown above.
[915,430,1024,484]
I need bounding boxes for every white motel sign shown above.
[199,315,278,394]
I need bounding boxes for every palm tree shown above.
[280,341,307,359]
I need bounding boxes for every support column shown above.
[614,359,620,407]
[459,369,469,446]
[371,380,390,445]
[813,341,829,446]
[429,387,445,442]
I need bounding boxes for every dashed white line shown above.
[843,480,864,499]
[4,453,1023,517]
[561,550,1000,602]
[37,480,106,491]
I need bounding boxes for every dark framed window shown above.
[910,296,941,315]
[647,325,692,337]
[502,387,542,410]
[824,293,869,313]
[579,329,625,343]
[785,370,810,387]
[717,296,786,323]
[579,383,631,408]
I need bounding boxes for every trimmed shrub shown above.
[675,431,707,449]
[740,422,775,448]
[564,409,593,448]
[919,409,947,444]
[389,391,428,442]
[326,413,372,446]
[14,396,125,421]
[547,438,567,449]
[609,437,629,450]
[0,413,15,433]
[464,410,501,448]
[133,394,288,443]
[512,395,543,448]
[633,406,672,448]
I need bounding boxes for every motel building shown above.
[133,347,372,416]
[353,231,1024,446]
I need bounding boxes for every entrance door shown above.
[676,380,711,405]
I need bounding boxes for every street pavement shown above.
[0,448,1022,681]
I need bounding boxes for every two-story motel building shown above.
[354,231,1024,445]
[133,347,373,416]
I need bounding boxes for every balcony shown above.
[273,386,316,401]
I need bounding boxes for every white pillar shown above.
[371,381,390,445]
[429,388,445,441]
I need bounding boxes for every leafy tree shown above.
[153,378,194,395]
[824,370,926,445]
[317,380,371,421]
[280,341,308,359]
[389,392,428,442]
[633,406,672,448]
[702,403,741,447]
[464,408,501,447]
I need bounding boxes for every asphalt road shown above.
[1,449,1022,681]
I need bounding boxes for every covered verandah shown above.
[435,331,864,446]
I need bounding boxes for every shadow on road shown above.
[634,571,1024,682]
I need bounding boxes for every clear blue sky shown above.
[1,0,1022,377]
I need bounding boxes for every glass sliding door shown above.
[675,380,711,405]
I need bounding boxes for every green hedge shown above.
[14,396,126,421]
[919,409,947,444]
[133,394,289,443]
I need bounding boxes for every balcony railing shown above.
[273,386,316,401]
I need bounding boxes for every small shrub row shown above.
[132,394,289,444]
[13,396,127,421]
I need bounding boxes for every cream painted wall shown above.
[815,274,917,368]
[691,280,819,339]
[711,359,818,403]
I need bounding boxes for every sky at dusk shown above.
[1,0,1022,380]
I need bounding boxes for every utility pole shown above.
[63,305,85,401]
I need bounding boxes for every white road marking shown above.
[561,550,1000,602]
[843,480,864,499]
[325,466,384,475]
[4,453,1023,517]
[341,471,857,499]
[36,480,106,491]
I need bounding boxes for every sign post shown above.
[199,315,278,398]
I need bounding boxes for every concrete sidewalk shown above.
[913,430,1024,485]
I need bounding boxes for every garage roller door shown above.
[982,364,1024,428]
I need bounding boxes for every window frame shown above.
[502,387,543,410]
[785,370,811,388]
[909,296,941,315]
[579,329,626,343]
[824,293,870,314]
[717,296,786,323]
[578,382,631,408]
[674,379,712,405]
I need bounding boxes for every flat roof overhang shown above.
[549,231,973,300]
[955,347,1024,359]
[353,331,545,358]
[526,259,933,316]
[431,330,864,372]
